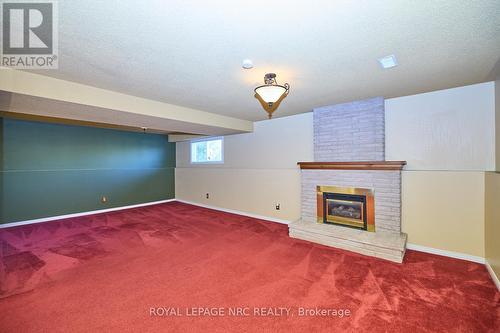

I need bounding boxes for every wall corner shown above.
[495,78,500,171]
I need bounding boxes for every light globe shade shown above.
[255,85,287,103]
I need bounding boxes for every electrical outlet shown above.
[275,203,280,210]
[206,193,210,199]
[101,196,107,203]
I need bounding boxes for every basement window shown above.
[190,137,224,164]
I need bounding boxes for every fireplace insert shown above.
[324,192,366,229]
[316,186,375,232]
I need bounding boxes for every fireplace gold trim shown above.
[317,186,373,196]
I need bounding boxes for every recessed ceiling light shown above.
[378,55,398,69]
[242,59,253,69]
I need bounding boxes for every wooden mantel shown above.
[297,161,407,171]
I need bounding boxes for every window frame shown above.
[189,136,224,164]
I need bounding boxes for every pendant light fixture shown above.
[254,73,290,119]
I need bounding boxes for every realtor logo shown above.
[1,0,58,68]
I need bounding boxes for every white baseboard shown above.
[406,243,485,264]
[1,199,292,229]
[0,199,176,229]
[175,199,292,225]
[486,261,500,292]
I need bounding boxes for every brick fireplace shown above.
[289,97,408,263]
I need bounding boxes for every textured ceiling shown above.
[35,0,500,121]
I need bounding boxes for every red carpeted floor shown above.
[0,202,498,332]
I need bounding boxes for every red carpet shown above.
[0,202,498,332]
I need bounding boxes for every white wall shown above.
[176,113,313,221]
[385,82,495,171]
[177,112,313,169]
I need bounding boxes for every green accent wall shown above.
[0,118,175,224]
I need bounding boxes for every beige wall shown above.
[485,172,500,278]
[385,82,496,171]
[176,168,302,221]
[176,82,496,258]
[402,171,485,257]
[176,113,313,221]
